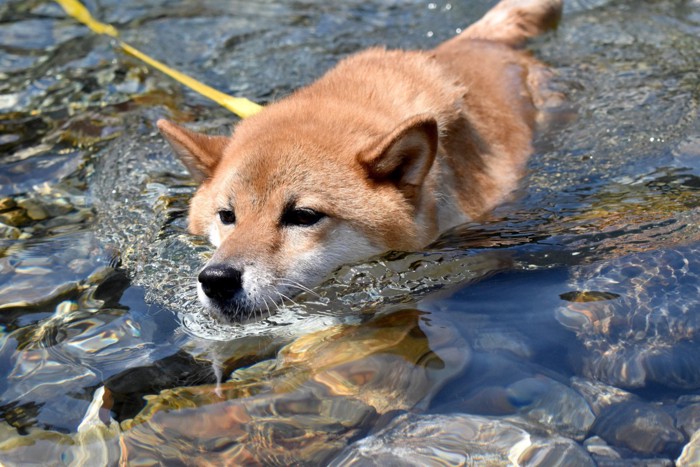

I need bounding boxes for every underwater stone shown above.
[506,376,595,441]
[14,265,53,275]
[592,401,685,456]
[329,412,595,466]
[677,404,700,438]
[71,386,122,466]
[115,310,468,464]
[0,278,81,310]
[594,458,673,467]
[0,222,21,240]
[584,436,622,459]
[44,198,75,217]
[0,209,30,227]
[0,197,16,212]
[68,258,96,275]
[518,437,596,467]
[678,429,700,466]
[121,387,377,466]
[4,346,99,402]
[17,199,48,221]
[558,245,700,390]
[570,377,637,416]
[0,424,74,464]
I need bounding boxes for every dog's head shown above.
[158,109,440,321]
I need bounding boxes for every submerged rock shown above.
[556,243,700,389]
[584,436,622,460]
[123,387,377,466]
[0,423,75,466]
[0,387,121,466]
[505,376,595,441]
[329,412,595,466]
[434,355,594,440]
[570,377,636,416]
[0,208,29,227]
[591,401,685,457]
[0,223,21,240]
[72,386,122,466]
[117,310,470,464]
[0,231,109,311]
[0,198,16,212]
[595,458,673,467]
[677,403,700,438]
[678,429,700,466]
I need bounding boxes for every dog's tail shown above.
[446,0,563,48]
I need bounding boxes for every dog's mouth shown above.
[198,288,283,322]
[208,299,277,323]
[198,286,289,323]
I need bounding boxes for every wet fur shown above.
[158,0,563,320]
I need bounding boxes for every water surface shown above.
[1,0,700,464]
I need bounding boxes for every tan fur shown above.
[157,0,563,320]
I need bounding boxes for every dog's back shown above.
[431,0,563,216]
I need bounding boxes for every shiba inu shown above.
[158,0,563,321]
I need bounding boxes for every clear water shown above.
[1,0,700,464]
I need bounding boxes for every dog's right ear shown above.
[157,119,229,182]
[358,114,438,204]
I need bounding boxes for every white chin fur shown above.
[196,282,214,309]
[208,222,221,247]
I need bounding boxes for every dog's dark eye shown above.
[282,207,326,227]
[218,210,236,225]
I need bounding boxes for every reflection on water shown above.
[2,0,700,464]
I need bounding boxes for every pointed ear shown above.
[358,114,438,203]
[157,119,230,182]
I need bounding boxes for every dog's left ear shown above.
[358,114,438,203]
[157,119,229,182]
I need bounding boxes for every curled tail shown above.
[448,0,563,48]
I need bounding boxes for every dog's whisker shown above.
[276,278,320,298]
[261,296,272,320]
[269,294,282,312]
[266,297,277,319]
[275,291,300,308]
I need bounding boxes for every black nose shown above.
[198,264,243,302]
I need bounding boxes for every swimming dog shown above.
[158,0,563,321]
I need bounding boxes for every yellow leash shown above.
[54,0,263,118]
